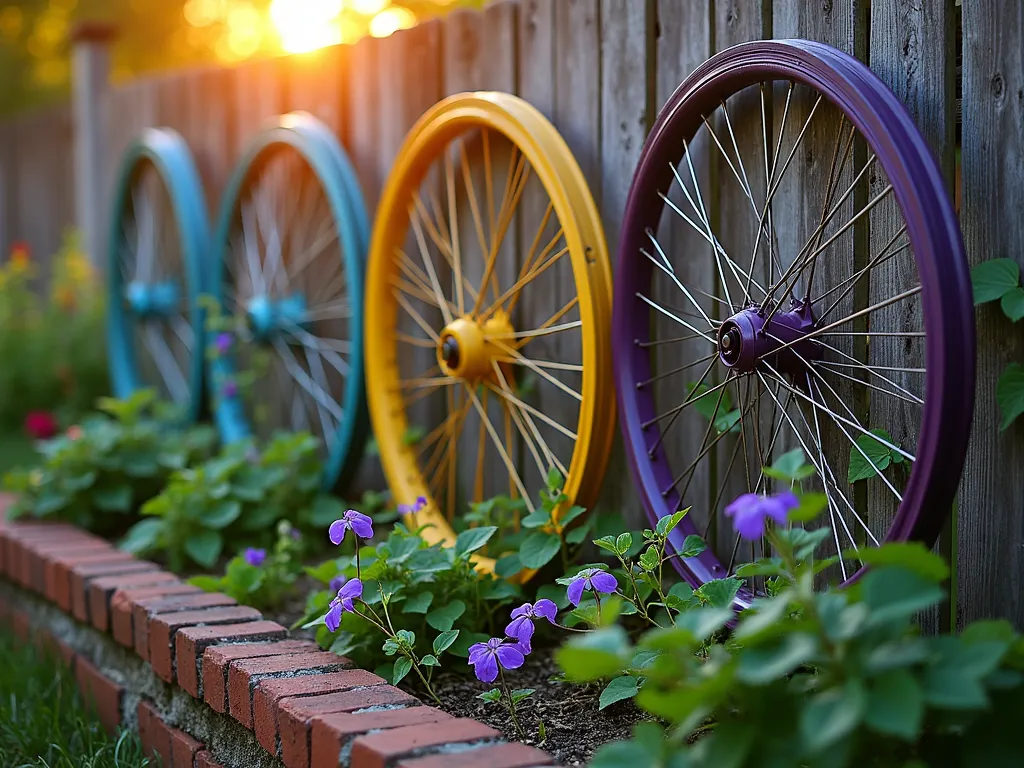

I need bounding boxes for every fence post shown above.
[70,21,116,275]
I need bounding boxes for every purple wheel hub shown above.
[718,302,820,376]
[611,39,975,604]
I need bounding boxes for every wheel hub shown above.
[717,301,821,376]
[246,294,310,342]
[437,312,515,382]
[126,280,180,318]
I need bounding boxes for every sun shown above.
[269,0,345,54]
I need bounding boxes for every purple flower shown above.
[567,568,618,606]
[505,599,558,649]
[397,496,427,516]
[468,637,526,683]
[329,509,374,544]
[325,578,363,632]
[243,548,266,567]
[328,575,347,593]
[221,379,239,399]
[724,491,799,541]
[215,332,233,354]
[290,526,302,541]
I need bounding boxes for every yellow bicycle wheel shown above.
[365,92,614,577]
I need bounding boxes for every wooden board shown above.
[869,0,956,632]
[959,0,1024,629]
[233,57,287,158]
[341,35,381,214]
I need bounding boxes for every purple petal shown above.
[533,599,558,623]
[505,616,535,644]
[339,578,363,601]
[733,507,766,541]
[473,654,499,683]
[328,519,348,545]
[325,603,343,632]
[347,511,374,539]
[724,493,759,520]
[243,548,266,567]
[590,570,618,595]
[340,597,355,613]
[513,637,532,656]
[510,602,532,620]
[467,642,490,664]
[328,575,346,593]
[567,577,586,606]
[494,644,525,671]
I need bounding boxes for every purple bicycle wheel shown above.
[613,39,973,603]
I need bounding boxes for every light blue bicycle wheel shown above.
[107,128,209,421]
[208,112,370,493]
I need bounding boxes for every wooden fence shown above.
[1,0,1021,631]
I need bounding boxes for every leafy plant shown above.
[554,462,1024,767]
[3,390,216,536]
[971,257,1024,429]
[189,520,306,610]
[120,431,330,570]
[298,519,520,684]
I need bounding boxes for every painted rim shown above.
[209,112,370,494]
[107,127,209,422]
[613,39,975,596]
[365,92,616,577]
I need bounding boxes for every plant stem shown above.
[410,654,442,705]
[498,669,525,740]
[354,535,362,581]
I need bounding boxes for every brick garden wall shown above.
[0,498,556,768]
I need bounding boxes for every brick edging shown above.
[0,497,557,768]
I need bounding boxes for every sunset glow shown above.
[269,0,345,53]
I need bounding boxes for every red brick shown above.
[203,638,316,712]
[88,570,181,631]
[4,528,96,586]
[46,550,138,606]
[279,686,419,768]
[70,560,161,620]
[176,623,294,699]
[149,605,263,683]
[350,719,500,768]
[250,662,370,754]
[133,593,239,659]
[75,656,123,734]
[110,584,202,648]
[137,700,171,764]
[310,708,455,768]
[169,726,204,768]
[21,538,110,592]
[231,658,366,730]
[395,743,556,768]
[196,751,226,768]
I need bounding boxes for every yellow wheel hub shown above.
[438,312,515,383]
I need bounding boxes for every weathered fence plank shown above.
[233,57,287,155]
[959,0,1024,629]
[342,36,382,211]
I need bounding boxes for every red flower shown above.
[24,411,58,440]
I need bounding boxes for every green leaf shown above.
[477,689,502,703]
[225,559,264,594]
[689,382,732,423]
[861,567,944,626]
[864,670,924,741]
[519,532,562,569]
[997,363,1024,430]
[971,258,1020,304]
[843,543,949,582]
[392,656,412,685]
[1001,286,1024,321]
[403,592,434,614]
[594,536,619,555]
[92,485,133,513]
[555,626,630,682]
[454,526,497,559]
[188,575,221,592]
[638,545,659,572]
[565,520,592,545]
[736,633,818,684]
[696,577,742,609]
[655,509,688,538]
[764,448,816,482]
[599,675,640,709]
[119,518,163,554]
[184,530,223,568]
[308,496,346,527]
[848,429,896,483]
[205,500,242,529]
[520,509,551,529]
[494,553,523,579]
[420,654,440,667]
[800,681,866,752]
[559,505,588,527]
[510,688,535,705]
[426,600,466,631]
[546,466,563,492]
[433,630,460,655]
[615,532,633,555]
[679,534,706,558]
[449,631,488,659]
[788,493,828,524]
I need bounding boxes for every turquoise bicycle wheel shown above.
[107,128,209,421]
[208,112,370,493]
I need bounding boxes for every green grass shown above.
[0,628,153,768]
[0,429,37,476]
